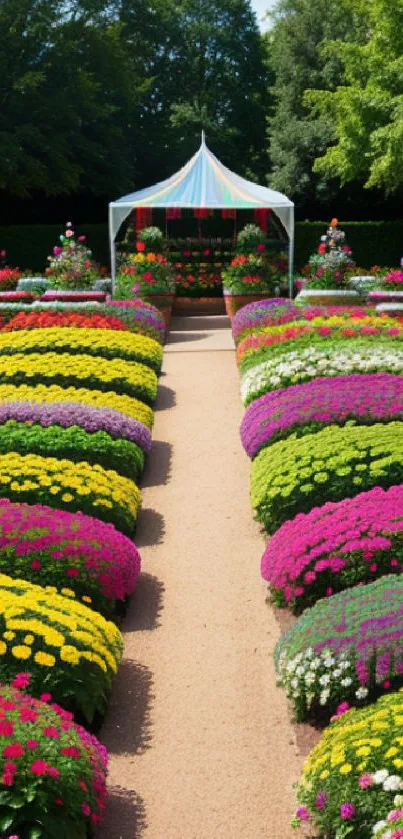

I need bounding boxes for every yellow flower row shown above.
[302,689,403,783]
[0,351,158,402]
[0,452,141,534]
[0,573,122,670]
[0,574,123,722]
[0,327,163,370]
[0,382,154,427]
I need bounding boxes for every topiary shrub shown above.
[294,689,403,838]
[261,485,403,613]
[0,574,122,723]
[0,500,141,617]
[0,679,108,838]
[275,575,403,722]
[252,422,403,533]
[241,373,403,458]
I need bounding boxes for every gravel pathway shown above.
[97,325,305,839]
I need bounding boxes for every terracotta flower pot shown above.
[223,291,272,320]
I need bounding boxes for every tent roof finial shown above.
[201,129,206,146]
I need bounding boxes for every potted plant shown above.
[368,269,403,310]
[44,222,105,300]
[296,218,360,305]
[114,227,175,332]
[221,224,275,319]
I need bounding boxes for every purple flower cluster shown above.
[0,499,141,607]
[231,298,299,344]
[107,300,165,342]
[261,485,403,611]
[0,400,152,453]
[241,373,403,458]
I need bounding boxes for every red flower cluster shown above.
[3,311,128,332]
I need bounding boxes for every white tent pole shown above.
[288,209,295,299]
[108,204,116,287]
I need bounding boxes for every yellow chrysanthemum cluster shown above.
[303,689,403,783]
[0,382,154,427]
[0,327,163,371]
[0,452,141,533]
[0,351,157,403]
[0,573,122,674]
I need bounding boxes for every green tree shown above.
[119,0,270,184]
[266,0,365,203]
[307,0,403,193]
[0,0,139,196]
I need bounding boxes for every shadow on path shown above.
[102,660,155,755]
[135,508,165,546]
[155,383,176,410]
[96,786,147,839]
[124,573,165,632]
[142,440,172,488]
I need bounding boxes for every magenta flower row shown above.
[0,499,141,602]
[261,485,403,611]
[241,373,403,458]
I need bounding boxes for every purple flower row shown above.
[241,373,403,458]
[231,298,299,343]
[0,400,152,453]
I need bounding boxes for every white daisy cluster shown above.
[277,645,369,718]
[240,347,403,406]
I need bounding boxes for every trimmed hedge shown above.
[2,221,402,273]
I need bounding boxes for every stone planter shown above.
[369,290,403,305]
[40,290,107,303]
[172,296,225,316]
[223,291,272,320]
[295,288,362,306]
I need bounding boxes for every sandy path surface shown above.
[97,327,306,839]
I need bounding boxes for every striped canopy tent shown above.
[109,133,295,294]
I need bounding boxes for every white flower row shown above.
[240,346,403,405]
[277,645,369,715]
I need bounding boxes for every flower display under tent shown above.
[108,133,295,296]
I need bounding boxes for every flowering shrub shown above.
[304,218,355,289]
[241,344,403,406]
[0,327,163,373]
[294,689,403,838]
[4,310,129,332]
[0,681,107,837]
[0,574,122,722]
[0,268,21,291]
[261,485,403,612]
[0,500,141,616]
[251,421,403,532]
[237,316,403,372]
[231,298,300,344]
[116,252,175,298]
[0,400,151,453]
[221,253,272,294]
[0,383,154,428]
[241,373,403,458]
[0,452,141,535]
[46,223,100,290]
[106,300,165,342]
[0,419,145,480]
[373,809,403,839]
[379,271,403,290]
[0,351,158,406]
[275,575,403,722]
[236,224,267,254]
